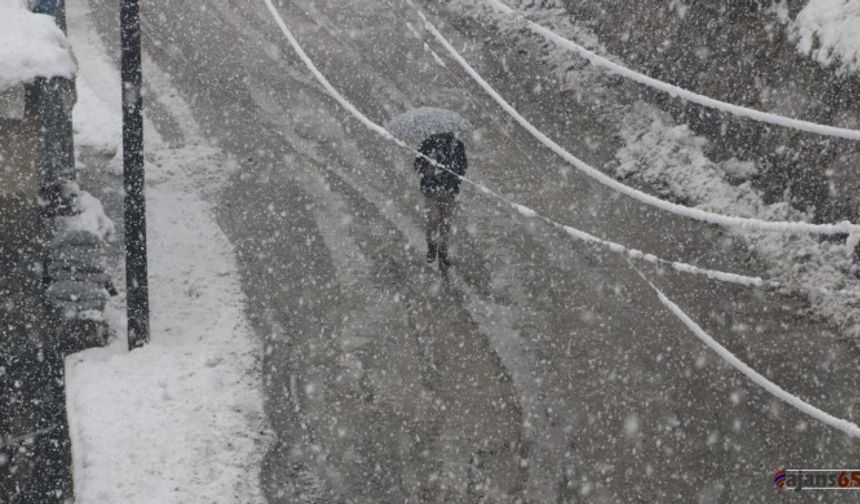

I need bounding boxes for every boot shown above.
[426,241,437,264]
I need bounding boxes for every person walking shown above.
[415,132,468,270]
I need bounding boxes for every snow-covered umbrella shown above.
[384,107,473,144]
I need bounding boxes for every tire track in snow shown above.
[252,3,561,497]
[257,3,603,498]
[250,64,533,500]
[261,0,860,447]
[238,8,532,497]
[261,0,791,296]
[453,274,567,502]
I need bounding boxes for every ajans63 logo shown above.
[774,468,860,491]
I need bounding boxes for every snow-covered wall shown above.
[0,0,76,93]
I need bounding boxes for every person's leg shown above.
[425,195,438,263]
[438,194,454,267]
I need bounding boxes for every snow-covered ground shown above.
[793,0,860,75]
[63,1,269,502]
[448,0,860,339]
[613,104,860,338]
[97,0,860,500]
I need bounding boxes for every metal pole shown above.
[121,0,150,349]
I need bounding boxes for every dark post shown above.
[121,0,150,349]
[37,77,75,186]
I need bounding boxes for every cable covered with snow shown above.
[635,266,860,439]
[559,224,770,288]
[482,0,860,142]
[260,0,780,291]
[267,0,860,441]
[412,4,860,237]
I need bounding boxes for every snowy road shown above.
[88,0,860,501]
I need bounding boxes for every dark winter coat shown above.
[414,132,468,196]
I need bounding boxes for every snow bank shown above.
[0,0,76,92]
[65,1,268,502]
[613,101,860,336]
[615,103,782,221]
[54,180,116,242]
[66,186,267,503]
[794,0,860,75]
[68,0,122,154]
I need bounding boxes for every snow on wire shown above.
[634,266,860,440]
[417,1,860,436]
[483,0,860,143]
[412,6,860,237]
[260,0,773,291]
[263,0,860,441]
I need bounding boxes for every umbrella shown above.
[384,107,473,144]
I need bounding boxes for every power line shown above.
[260,0,785,292]
[483,0,860,141]
[260,0,860,439]
[634,264,860,439]
[412,5,860,237]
